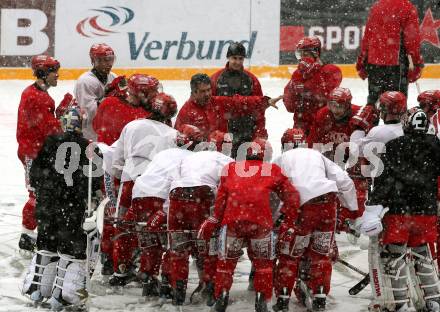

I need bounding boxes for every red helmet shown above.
[150,93,177,119]
[295,36,322,59]
[378,91,407,115]
[127,74,160,97]
[176,124,204,148]
[246,138,273,161]
[281,128,306,148]
[417,90,440,114]
[329,87,352,107]
[208,130,232,152]
[31,55,60,78]
[328,87,352,120]
[89,43,115,61]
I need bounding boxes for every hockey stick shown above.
[335,249,370,296]
[337,258,367,277]
[349,273,370,295]
[408,55,422,95]
[85,156,93,310]
[111,228,195,241]
[113,182,124,228]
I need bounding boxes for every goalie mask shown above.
[403,108,429,133]
[61,106,83,133]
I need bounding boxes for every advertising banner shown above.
[280,0,440,64]
[0,0,56,67]
[54,0,280,68]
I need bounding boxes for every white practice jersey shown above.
[112,119,178,182]
[350,122,404,155]
[96,142,115,175]
[170,151,234,192]
[273,148,358,211]
[74,71,116,140]
[132,148,193,200]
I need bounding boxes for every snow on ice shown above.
[0,78,438,311]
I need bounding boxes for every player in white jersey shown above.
[109,125,202,295]
[272,128,357,312]
[167,131,234,308]
[74,43,116,140]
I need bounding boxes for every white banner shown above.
[55,0,280,68]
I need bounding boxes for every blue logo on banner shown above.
[76,6,134,38]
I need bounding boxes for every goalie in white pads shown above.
[22,106,102,310]
[360,108,440,312]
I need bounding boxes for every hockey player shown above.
[175,73,280,142]
[166,131,234,308]
[16,55,63,255]
[210,42,268,153]
[22,106,101,310]
[98,74,170,275]
[198,139,301,312]
[109,125,202,294]
[272,128,358,312]
[307,87,361,159]
[417,90,440,137]
[283,36,342,136]
[306,88,367,231]
[360,109,440,312]
[93,75,153,145]
[108,93,179,282]
[356,0,423,105]
[74,43,116,140]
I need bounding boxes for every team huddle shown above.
[13,5,440,312]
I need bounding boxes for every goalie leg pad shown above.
[22,250,59,300]
[51,253,88,306]
[369,239,409,311]
[410,244,440,309]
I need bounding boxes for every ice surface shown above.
[0,78,438,311]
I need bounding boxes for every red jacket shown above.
[93,96,151,145]
[213,160,300,229]
[283,64,342,135]
[16,84,62,162]
[308,104,361,146]
[175,95,269,139]
[359,0,423,66]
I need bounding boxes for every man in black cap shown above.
[210,42,267,158]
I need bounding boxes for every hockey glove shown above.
[355,55,368,80]
[146,210,167,232]
[197,217,219,240]
[350,104,380,132]
[83,211,97,232]
[55,92,73,119]
[298,57,321,80]
[408,65,423,83]
[360,205,389,236]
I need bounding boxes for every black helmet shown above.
[226,42,246,58]
[403,108,429,133]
